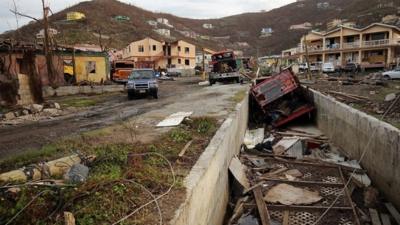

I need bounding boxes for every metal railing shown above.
[342,42,360,49]
[362,39,389,47]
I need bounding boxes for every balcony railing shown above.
[362,39,389,47]
[325,44,341,50]
[342,42,360,49]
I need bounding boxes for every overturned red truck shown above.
[251,69,314,127]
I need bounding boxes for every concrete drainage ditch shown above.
[171,86,400,225]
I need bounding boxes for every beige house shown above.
[296,23,400,69]
[122,38,196,69]
[162,40,196,69]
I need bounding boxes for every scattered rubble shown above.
[0,102,64,125]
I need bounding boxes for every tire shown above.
[383,75,391,80]
[128,92,135,100]
[209,79,215,86]
[152,91,158,99]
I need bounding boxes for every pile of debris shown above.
[227,126,400,225]
[0,102,64,125]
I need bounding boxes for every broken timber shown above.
[253,186,271,225]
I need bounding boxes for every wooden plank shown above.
[282,210,289,225]
[244,204,353,211]
[385,203,400,225]
[380,213,391,225]
[369,208,382,225]
[64,211,76,225]
[178,140,193,157]
[253,186,271,225]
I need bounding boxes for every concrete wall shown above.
[309,89,400,209]
[17,74,34,105]
[43,85,124,98]
[171,93,249,225]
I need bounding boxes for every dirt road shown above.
[0,77,247,158]
[0,78,202,157]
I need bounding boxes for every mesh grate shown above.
[270,210,283,220]
[289,212,317,225]
[339,217,354,225]
[323,176,339,183]
[321,187,344,196]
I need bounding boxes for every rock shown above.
[395,86,400,89]
[42,108,60,116]
[64,164,89,183]
[22,110,30,115]
[31,104,44,113]
[54,102,61,110]
[4,112,15,120]
[369,91,376,95]
[385,93,396,102]
[13,110,22,117]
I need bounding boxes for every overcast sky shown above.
[0,0,295,33]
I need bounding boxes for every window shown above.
[178,59,182,64]
[178,46,181,52]
[153,45,157,51]
[138,45,144,52]
[185,47,190,54]
[86,61,96,74]
[185,59,190,66]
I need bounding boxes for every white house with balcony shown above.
[157,18,173,28]
[295,23,400,69]
[154,28,171,37]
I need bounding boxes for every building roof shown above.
[312,22,400,36]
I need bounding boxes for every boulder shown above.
[31,104,44,113]
[4,112,16,120]
[42,108,60,116]
[53,102,61,110]
[385,93,396,102]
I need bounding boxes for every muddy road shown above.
[0,78,203,158]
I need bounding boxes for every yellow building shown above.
[63,52,109,83]
[67,12,86,21]
[296,23,400,69]
[122,38,196,69]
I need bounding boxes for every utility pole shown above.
[202,47,206,80]
[41,0,56,87]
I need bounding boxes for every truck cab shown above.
[126,69,158,100]
[209,51,242,85]
[111,60,134,83]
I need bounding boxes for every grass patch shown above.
[0,117,219,225]
[230,89,247,103]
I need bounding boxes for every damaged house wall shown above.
[0,50,64,105]
[309,88,400,209]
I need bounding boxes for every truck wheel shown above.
[128,92,135,100]
[209,80,215,86]
[152,91,159,99]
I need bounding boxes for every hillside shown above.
[1,0,400,55]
